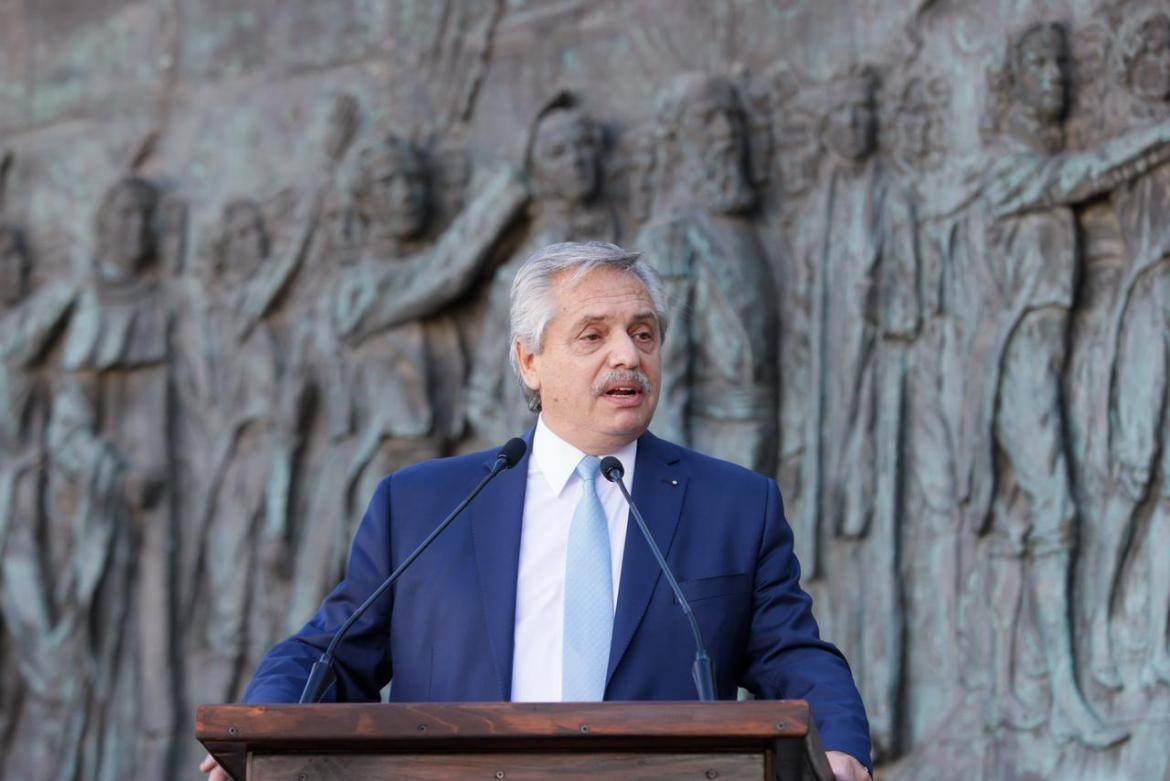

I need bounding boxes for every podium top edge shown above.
[196,700,813,743]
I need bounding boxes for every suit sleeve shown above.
[739,478,873,772]
[242,475,396,703]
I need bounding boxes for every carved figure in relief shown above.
[285,133,529,623]
[626,124,659,229]
[0,226,69,564]
[1,380,133,780]
[181,198,310,704]
[636,72,779,476]
[467,91,617,446]
[956,21,1170,747]
[797,66,917,759]
[59,176,177,777]
[753,66,814,557]
[1087,7,1170,690]
[895,79,943,170]
[0,227,73,470]
[885,71,967,746]
[0,229,104,780]
[233,92,362,350]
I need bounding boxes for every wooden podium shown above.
[197,700,833,780]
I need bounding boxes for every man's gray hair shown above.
[508,240,669,412]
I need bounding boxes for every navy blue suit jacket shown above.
[243,430,872,767]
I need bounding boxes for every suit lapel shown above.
[470,430,533,700]
[606,431,686,687]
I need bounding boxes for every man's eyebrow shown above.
[571,314,609,329]
[571,311,658,328]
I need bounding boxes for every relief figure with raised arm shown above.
[466,90,617,446]
[955,21,1170,748]
[286,134,529,624]
[793,66,919,759]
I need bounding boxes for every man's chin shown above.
[598,406,656,442]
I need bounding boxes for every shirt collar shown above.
[531,416,638,497]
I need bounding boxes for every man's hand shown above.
[826,750,871,781]
[199,752,231,781]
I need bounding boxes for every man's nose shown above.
[608,332,640,367]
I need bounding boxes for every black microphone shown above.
[299,437,528,703]
[599,456,716,701]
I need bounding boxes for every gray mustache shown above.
[593,369,653,396]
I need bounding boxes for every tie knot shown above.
[576,455,602,484]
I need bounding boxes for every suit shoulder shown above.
[382,447,497,492]
[686,449,774,490]
[648,434,774,491]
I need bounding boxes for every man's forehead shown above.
[572,307,657,325]
[552,267,652,309]
[555,264,644,289]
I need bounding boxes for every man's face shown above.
[1129,16,1170,102]
[678,84,754,214]
[0,229,27,308]
[826,93,877,162]
[365,154,429,241]
[516,266,662,455]
[1014,26,1069,122]
[534,111,601,204]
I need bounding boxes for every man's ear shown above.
[515,339,541,393]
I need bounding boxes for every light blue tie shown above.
[562,455,613,701]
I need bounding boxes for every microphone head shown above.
[599,456,624,482]
[496,437,528,469]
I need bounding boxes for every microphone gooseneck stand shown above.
[599,455,716,701]
[299,438,528,703]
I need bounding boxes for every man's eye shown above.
[581,332,602,342]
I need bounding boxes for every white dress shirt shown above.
[509,417,637,702]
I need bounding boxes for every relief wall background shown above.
[1,1,1169,778]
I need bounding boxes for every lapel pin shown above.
[668,479,678,486]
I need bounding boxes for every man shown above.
[202,241,871,781]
